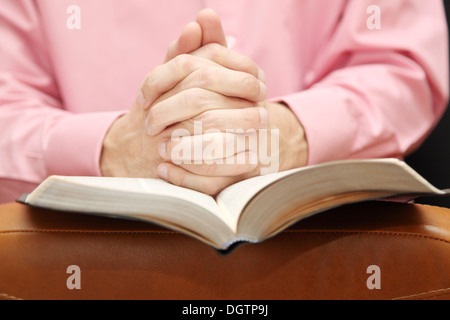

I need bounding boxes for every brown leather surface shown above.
[0,200,449,300]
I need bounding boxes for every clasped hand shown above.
[100,9,308,195]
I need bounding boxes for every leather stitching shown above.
[0,292,23,300]
[0,229,449,245]
[282,229,450,245]
[413,292,450,300]
[393,288,450,300]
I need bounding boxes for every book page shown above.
[41,176,223,219]
[215,168,303,231]
[236,158,445,241]
[216,158,446,234]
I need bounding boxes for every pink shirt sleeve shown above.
[0,1,125,188]
[278,0,449,165]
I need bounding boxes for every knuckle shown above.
[165,40,178,60]
[205,43,223,61]
[147,106,161,125]
[242,74,259,95]
[244,59,258,76]
[197,67,219,87]
[173,54,194,74]
[198,111,223,130]
[144,72,159,91]
[183,88,205,111]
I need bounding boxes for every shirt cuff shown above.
[273,87,360,166]
[44,111,126,177]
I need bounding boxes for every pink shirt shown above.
[0,0,448,203]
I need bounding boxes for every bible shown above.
[18,158,449,253]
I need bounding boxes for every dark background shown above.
[405,1,450,208]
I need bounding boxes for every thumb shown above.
[165,9,227,63]
[164,22,202,62]
[196,8,227,47]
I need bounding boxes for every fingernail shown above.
[259,81,268,101]
[136,90,146,109]
[158,164,168,180]
[258,107,268,126]
[158,140,168,159]
[258,68,266,83]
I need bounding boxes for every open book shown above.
[19,159,449,253]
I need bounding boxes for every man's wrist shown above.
[266,102,308,172]
[100,114,128,177]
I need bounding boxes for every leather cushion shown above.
[0,201,449,300]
